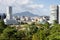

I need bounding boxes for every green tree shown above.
[32,29,47,40]
[0,27,17,40]
[48,24,60,40]
[53,20,58,24]
[29,25,38,35]
[0,20,7,34]
[32,22,51,40]
[15,30,30,40]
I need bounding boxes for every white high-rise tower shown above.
[4,6,18,25]
[6,6,12,19]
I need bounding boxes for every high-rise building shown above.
[6,6,12,19]
[4,6,18,25]
[49,5,59,24]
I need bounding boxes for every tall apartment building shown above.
[49,5,59,24]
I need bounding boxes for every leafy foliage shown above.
[0,20,7,34]
[0,20,60,40]
[0,27,17,40]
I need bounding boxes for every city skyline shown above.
[0,0,60,16]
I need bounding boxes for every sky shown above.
[0,0,60,16]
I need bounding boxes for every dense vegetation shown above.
[0,20,60,40]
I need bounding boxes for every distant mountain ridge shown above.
[13,11,39,17]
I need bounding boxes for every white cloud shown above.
[14,0,30,5]
[27,4,44,9]
[0,0,31,6]
[20,0,29,5]
[0,0,47,16]
[0,0,1,2]
[39,4,44,8]
[0,0,15,6]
